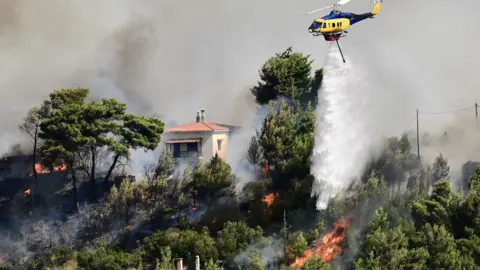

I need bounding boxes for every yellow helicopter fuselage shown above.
[308,18,351,34]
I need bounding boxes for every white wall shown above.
[211,131,229,160]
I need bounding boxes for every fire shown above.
[24,189,31,196]
[263,192,280,207]
[262,160,269,177]
[30,163,67,176]
[123,225,133,232]
[291,218,353,269]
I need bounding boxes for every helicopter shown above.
[307,0,383,62]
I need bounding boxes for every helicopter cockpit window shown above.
[312,21,322,28]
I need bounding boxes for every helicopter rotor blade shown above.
[306,0,355,15]
[337,0,353,6]
[306,4,334,15]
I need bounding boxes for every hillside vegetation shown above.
[0,48,479,270]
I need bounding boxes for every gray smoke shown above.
[0,0,478,200]
[0,0,329,172]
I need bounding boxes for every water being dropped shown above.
[311,43,372,210]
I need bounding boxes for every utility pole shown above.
[475,102,478,126]
[416,109,420,160]
[283,210,288,260]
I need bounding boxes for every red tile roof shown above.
[165,122,229,133]
[166,139,201,143]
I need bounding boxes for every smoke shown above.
[343,0,480,171]
[233,236,284,269]
[0,202,88,264]
[411,112,480,189]
[0,0,330,172]
[227,102,269,191]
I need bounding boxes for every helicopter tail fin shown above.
[371,0,382,15]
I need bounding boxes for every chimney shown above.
[196,111,200,123]
[195,255,200,270]
[177,258,183,270]
[200,109,205,122]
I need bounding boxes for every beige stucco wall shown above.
[211,131,229,160]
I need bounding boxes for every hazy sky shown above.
[0,0,478,166]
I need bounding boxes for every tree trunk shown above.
[32,128,38,208]
[104,153,121,191]
[69,162,78,212]
[90,146,96,200]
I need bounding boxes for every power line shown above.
[415,103,478,161]
[418,106,474,115]
[401,114,416,134]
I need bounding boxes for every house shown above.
[163,109,241,166]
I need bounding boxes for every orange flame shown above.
[263,192,279,207]
[123,224,133,232]
[262,160,269,177]
[30,163,67,176]
[291,218,353,269]
[24,189,31,196]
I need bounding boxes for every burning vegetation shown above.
[263,192,279,207]
[0,46,475,270]
[30,163,67,175]
[291,218,353,268]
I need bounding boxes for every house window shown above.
[217,139,223,151]
[171,142,199,158]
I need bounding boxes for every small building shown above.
[163,109,240,167]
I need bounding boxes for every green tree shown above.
[258,101,297,185]
[290,232,308,258]
[468,166,480,192]
[398,133,411,154]
[302,256,330,270]
[39,88,91,208]
[38,88,164,204]
[411,180,452,230]
[460,161,480,191]
[19,102,52,207]
[420,224,461,269]
[154,148,175,180]
[108,178,139,226]
[247,135,263,169]
[217,221,263,263]
[190,154,236,206]
[76,247,141,270]
[246,251,265,270]
[307,220,325,242]
[251,47,314,104]
[141,227,218,268]
[432,154,450,184]
[204,258,222,270]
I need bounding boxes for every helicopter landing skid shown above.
[310,32,347,63]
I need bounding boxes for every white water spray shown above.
[311,43,373,210]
